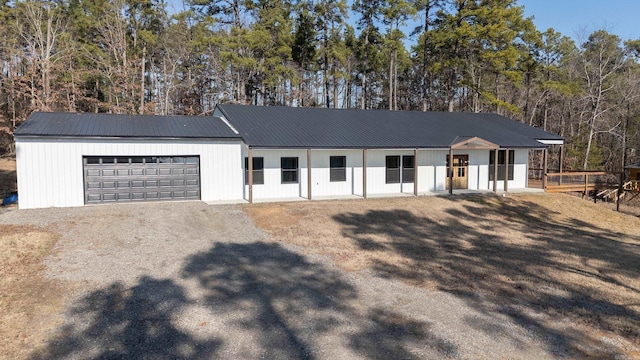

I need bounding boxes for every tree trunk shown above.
[163,61,169,115]
[494,72,500,114]
[333,74,338,108]
[388,47,393,110]
[394,48,398,110]
[140,45,146,114]
[583,119,595,170]
[361,28,369,110]
[421,6,430,112]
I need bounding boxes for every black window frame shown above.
[386,156,401,184]
[244,157,264,185]
[386,155,415,184]
[281,157,299,184]
[330,156,347,182]
[402,155,415,183]
[489,150,514,181]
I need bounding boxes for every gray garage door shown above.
[83,156,200,204]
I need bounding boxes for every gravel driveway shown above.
[1,201,561,359]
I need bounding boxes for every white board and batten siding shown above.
[241,148,530,201]
[309,150,364,197]
[242,148,368,200]
[241,148,310,200]
[365,149,415,195]
[417,149,448,192]
[487,149,529,190]
[16,137,243,209]
[420,148,529,191]
[17,138,531,208]
[242,148,421,200]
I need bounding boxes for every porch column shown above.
[493,149,498,193]
[449,148,454,195]
[559,145,564,173]
[307,149,312,200]
[414,148,419,196]
[504,148,509,193]
[558,145,564,185]
[248,147,253,204]
[363,149,367,199]
[543,148,548,190]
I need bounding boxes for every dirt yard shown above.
[0,225,66,359]
[245,193,640,357]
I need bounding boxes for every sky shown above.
[518,0,640,42]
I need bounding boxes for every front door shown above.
[446,155,469,190]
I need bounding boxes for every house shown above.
[14,105,564,209]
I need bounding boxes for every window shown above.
[330,156,346,182]
[244,157,264,185]
[446,155,468,177]
[489,150,514,181]
[402,155,415,183]
[281,157,298,183]
[386,155,415,184]
[86,157,100,165]
[386,156,400,183]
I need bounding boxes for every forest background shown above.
[1,0,639,172]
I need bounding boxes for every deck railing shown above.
[543,171,619,193]
[625,180,640,191]
[528,168,545,181]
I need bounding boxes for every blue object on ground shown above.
[2,192,18,206]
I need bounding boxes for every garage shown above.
[15,112,244,209]
[83,156,200,203]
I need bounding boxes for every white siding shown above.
[16,137,243,209]
[240,148,531,201]
[465,149,489,190]
[488,148,529,190]
[419,148,529,192]
[513,149,528,189]
[17,136,534,209]
[418,149,448,192]
[310,150,364,197]
[365,150,416,195]
[243,149,309,200]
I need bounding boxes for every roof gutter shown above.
[537,139,564,145]
[241,145,547,150]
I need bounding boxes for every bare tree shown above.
[578,30,626,170]
[15,0,65,111]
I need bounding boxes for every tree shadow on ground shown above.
[349,308,457,359]
[31,276,221,359]
[332,194,640,357]
[33,242,456,359]
[181,241,457,359]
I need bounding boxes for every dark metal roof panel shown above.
[218,104,563,149]
[14,112,241,139]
